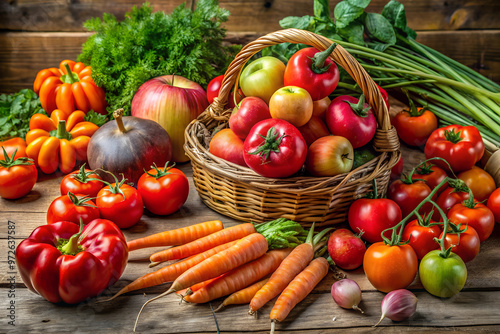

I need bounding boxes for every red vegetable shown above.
[0,148,37,199]
[411,162,448,195]
[402,214,441,260]
[424,124,484,173]
[283,43,340,101]
[487,188,500,223]
[60,164,103,197]
[433,184,470,221]
[447,200,495,242]
[15,219,128,304]
[327,228,366,270]
[392,102,437,147]
[47,191,100,226]
[441,225,480,263]
[388,177,434,218]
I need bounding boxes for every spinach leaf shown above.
[337,21,365,45]
[280,15,313,30]
[365,12,396,44]
[334,1,365,29]
[347,0,371,9]
[314,0,331,21]
[382,0,417,38]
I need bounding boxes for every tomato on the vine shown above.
[419,250,467,298]
[363,242,418,293]
[243,118,307,178]
[441,225,480,263]
[402,215,441,260]
[411,162,448,195]
[96,175,143,229]
[387,178,434,218]
[60,164,103,197]
[433,185,470,221]
[487,188,500,223]
[0,147,37,199]
[447,200,495,242]
[137,162,189,216]
[47,191,100,225]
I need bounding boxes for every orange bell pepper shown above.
[33,60,107,115]
[25,110,99,174]
[0,137,27,160]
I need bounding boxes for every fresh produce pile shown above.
[1,0,500,332]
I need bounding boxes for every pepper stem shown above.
[62,63,79,84]
[52,120,72,140]
[58,219,84,256]
[113,109,127,133]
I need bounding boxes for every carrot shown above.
[133,233,269,332]
[102,240,238,302]
[214,278,269,312]
[184,249,292,304]
[249,224,331,314]
[269,257,330,334]
[149,223,256,265]
[127,220,224,251]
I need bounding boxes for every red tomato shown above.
[243,118,307,178]
[433,186,470,221]
[363,242,418,293]
[387,179,434,218]
[390,155,403,181]
[326,94,377,149]
[441,225,480,263]
[60,165,103,197]
[283,45,340,101]
[96,182,144,229]
[137,163,189,216]
[447,202,495,242]
[392,106,438,147]
[327,229,366,270]
[47,192,100,225]
[209,128,247,167]
[458,166,496,202]
[206,75,243,108]
[402,217,441,260]
[348,197,402,244]
[376,84,390,110]
[411,162,448,195]
[1,137,27,160]
[0,150,37,199]
[424,124,484,173]
[487,188,500,223]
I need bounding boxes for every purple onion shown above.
[375,289,418,326]
[331,278,364,313]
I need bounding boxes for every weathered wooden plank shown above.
[1,29,499,94]
[2,287,499,333]
[1,0,498,32]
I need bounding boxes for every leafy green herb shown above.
[84,110,108,127]
[0,89,47,140]
[78,1,240,116]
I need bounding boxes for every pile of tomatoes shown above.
[206,45,389,179]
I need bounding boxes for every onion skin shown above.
[375,289,418,326]
[331,279,364,313]
[131,75,208,163]
[87,115,172,185]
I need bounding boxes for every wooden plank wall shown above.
[1,0,499,93]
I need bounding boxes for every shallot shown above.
[374,289,418,326]
[331,278,364,313]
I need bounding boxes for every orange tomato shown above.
[458,166,496,202]
[0,137,27,160]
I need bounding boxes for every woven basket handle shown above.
[209,28,399,153]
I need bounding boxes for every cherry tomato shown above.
[96,181,144,229]
[243,118,307,178]
[487,188,500,223]
[206,75,243,108]
[137,163,189,216]
[419,250,467,298]
[327,229,366,270]
[0,149,37,199]
[402,216,441,260]
[387,179,434,218]
[458,166,496,202]
[363,242,418,293]
[46,192,100,225]
[393,106,438,147]
[441,226,480,263]
[60,165,103,197]
[433,186,470,221]
[348,197,402,244]
[424,124,484,173]
[447,202,495,242]
[411,162,448,195]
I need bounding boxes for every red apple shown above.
[312,96,331,121]
[305,136,354,177]
[131,75,209,163]
[297,115,331,146]
[269,86,313,128]
[239,56,285,104]
[209,128,247,167]
[229,97,271,140]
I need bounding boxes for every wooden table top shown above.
[1,144,499,333]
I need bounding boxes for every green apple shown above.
[239,56,285,104]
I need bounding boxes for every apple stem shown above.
[113,108,127,133]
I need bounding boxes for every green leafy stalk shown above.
[253,218,308,249]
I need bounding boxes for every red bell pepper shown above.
[283,43,340,101]
[16,219,128,304]
[424,124,484,173]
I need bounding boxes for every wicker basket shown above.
[184,28,401,226]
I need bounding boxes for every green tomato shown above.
[419,250,467,298]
